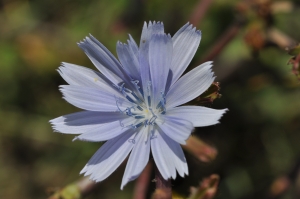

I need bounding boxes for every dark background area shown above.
[1,0,300,198]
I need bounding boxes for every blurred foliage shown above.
[1,0,300,199]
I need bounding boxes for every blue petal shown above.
[121,126,150,189]
[80,129,136,182]
[140,21,164,48]
[50,111,126,134]
[60,85,132,112]
[128,34,139,59]
[157,115,193,145]
[172,23,190,41]
[58,63,123,98]
[74,117,136,142]
[78,35,130,85]
[167,106,228,127]
[159,130,188,177]
[139,21,165,106]
[116,41,140,81]
[149,33,173,107]
[169,23,202,87]
[166,61,214,108]
[151,128,176,179]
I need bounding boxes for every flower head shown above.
[50,21,227,189]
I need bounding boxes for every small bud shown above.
[189,174,220,199]
[287,44,300,80]
[194,82,222,106]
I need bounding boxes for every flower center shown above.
[114,80,166,129]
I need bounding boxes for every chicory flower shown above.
[50,21,227,189]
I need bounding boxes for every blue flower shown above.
[50,21,227,189]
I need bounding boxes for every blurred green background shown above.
[1,0,300,198]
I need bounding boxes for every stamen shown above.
[114,80,164,132]
[160,104,166,114]
[147,81,152,107]
[113,83,125,92]
[160,91,166,105]
[128,132,138,144]
[137,106,143,111]
[149,115,157,125]
[156,101,162,109]
[123,87,132,94]
[150,128,157,140]
[149,108,156,116]
[131,80,139,88]
[130,122,144,129]
[125,96,135,103]
[157,92,166,114]
[147,81,151,94]
[128,139,136,144]
[125,106,135,116]
[116,99,136,116]
[131,92,143,104]
[144,119,148,127]
[140,108,157,125]
[115,99,124,113]
[144,116,157,126]
[131,79,144,97]
[147,96,151,107]
[138,88,144,97]
[134,115,145,119]
[113,83,137,104]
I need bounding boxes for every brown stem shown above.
[201,22,242,62]
[133,162,153,199]
[267,28,296,49]
[182,136,217,162]
[189,0,214,26]
[76,177,98,197]
[152,165,172,199]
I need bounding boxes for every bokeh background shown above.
[1,0,300,198]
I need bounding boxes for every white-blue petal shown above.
[78,35,130,85]
[140,21,164,48]
[121,127,150,189]
[60,85,132,112]
[74,117,136,142]
[167,106,228,127]
[139,21,164,105]
[58,63,123,98]
[151,128,176,179]
[166,61,214,108]
[160,132,188,177]
[80,129,136,182]
[169,23,202,86]
[50,111,126,134]
[157,116,193,145]
[116,42,140,81]
[149,33,173,106]
[128,34,139,59]
[171,23,190,41]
